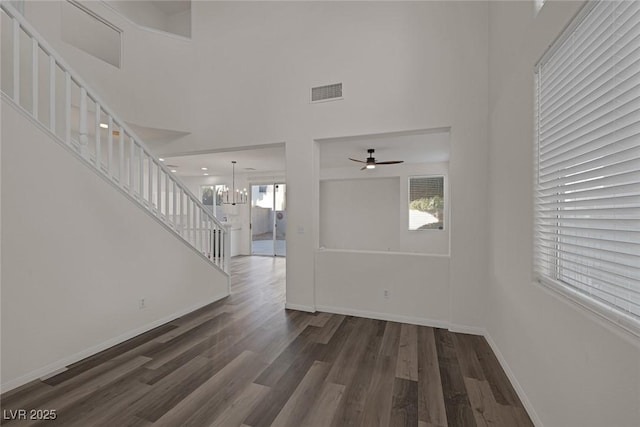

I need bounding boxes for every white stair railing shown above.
[0,3,230,273]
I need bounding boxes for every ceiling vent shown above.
[311,83,343,103]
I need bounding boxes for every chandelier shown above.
[217,161,247,205]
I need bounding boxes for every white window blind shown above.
[534,0,640,337]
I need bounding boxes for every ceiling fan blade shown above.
[375,160,404,165]
[349,158,367,163]
[360,166,368,170]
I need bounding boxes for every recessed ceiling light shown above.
[159,158,165,162]
[99,123,108,129]
[171,169,177,173]
[203,173,209,176]
[201,167,208,171]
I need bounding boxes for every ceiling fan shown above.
[349,148,404,170]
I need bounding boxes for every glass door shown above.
[251,184,286,256]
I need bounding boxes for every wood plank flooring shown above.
[0,256,533,427]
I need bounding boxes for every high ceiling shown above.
[318,128,450,169]
[163,129,450,177]
[127,122,190,148]
[163,146,286,177]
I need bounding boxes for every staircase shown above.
[1,2,230,274]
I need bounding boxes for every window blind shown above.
[409,176,444,201]
[534,0,640,336]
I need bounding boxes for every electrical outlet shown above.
[139,298,146,309]
[383,289,390,299]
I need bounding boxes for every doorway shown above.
[251,184,286,256]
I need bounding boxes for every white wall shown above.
[21,1,489,335]
[23,1,194,134]
[167,9,191,38]
[320,178,400,252]
[61,1,122,68]
[316,250,449,327]
[0,101,229,391]
[318,170,452,326]
[105,1,168,33]
[488,1,640,426]
[320,161,450,255]
[105,1,191,38]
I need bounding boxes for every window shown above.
[409,176,444,230]
[534,1,640,336]
[201,185,226,220]
[201,185,215,212]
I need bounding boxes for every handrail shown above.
[1,2,230,273]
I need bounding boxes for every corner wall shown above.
[487,2,640,426]
[0,101,229,391]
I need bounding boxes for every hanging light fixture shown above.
[217,161,248,205]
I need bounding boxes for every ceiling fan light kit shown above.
[349,148,404,170]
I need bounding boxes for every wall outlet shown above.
[383,289,390,299]
[139,298,146,309]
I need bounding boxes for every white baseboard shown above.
[284,303,316,312]
[315,304,451,330]
[37,367,69,382]
[0,292,228,394]
[483,332,543,427]
[448,323,486,336]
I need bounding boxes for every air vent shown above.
[311,83,343,103]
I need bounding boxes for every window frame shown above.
[407,175,446,232]
[533,1,640,338]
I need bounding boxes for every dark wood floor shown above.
[1,256,532,427]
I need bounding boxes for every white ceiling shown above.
[318,129,450,169]
[163,129,449,177]
[163,146,286,177]
[127,122,190,147]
